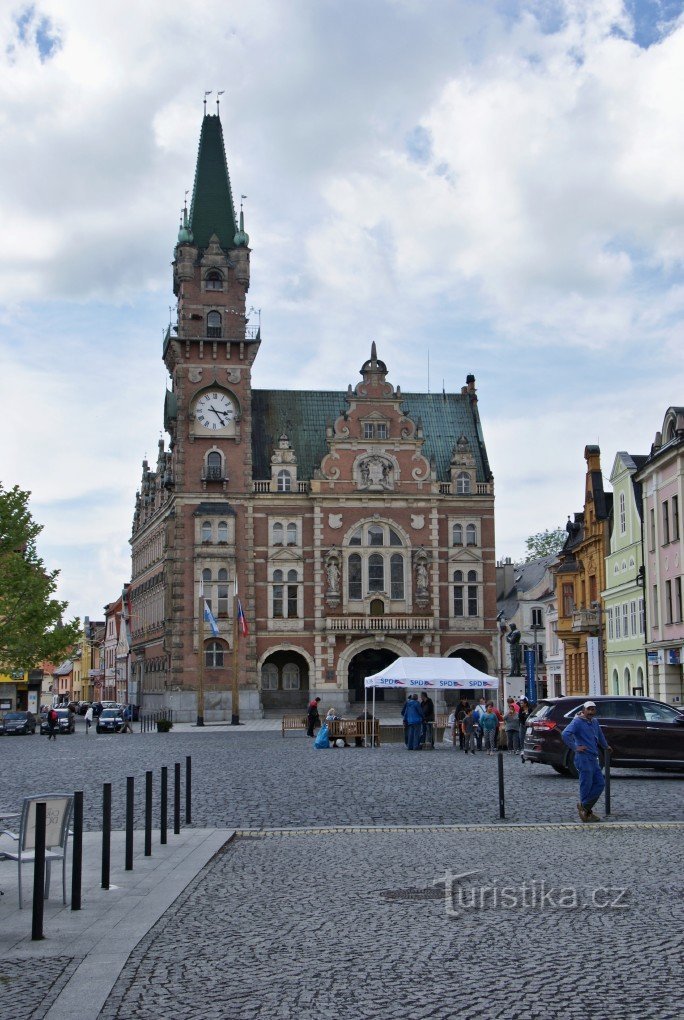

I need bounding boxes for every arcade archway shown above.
[444,648,492,706]
[348,648,399,703]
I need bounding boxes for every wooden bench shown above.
[281,715,308,737]
[327,719,381,746]
[380,714,451,745]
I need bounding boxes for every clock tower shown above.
[130,111,261,719]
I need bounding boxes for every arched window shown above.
[369,553,384,592]
[349,528,362,546]
[205,271,223,291]
[453,570,464,616]
[217,568,229,618]
[207,310,222,337]
[217,520,228,543]
[272,522,284,546]
[348,554,362,600]
[612,669,620,695]
[456,472,471,494]
[286,523,297,545]
[636,666,644,691]
[277,470,291,492]
[390,554,404,599]
[201,521,212,543]
[388,527,402,546]
[261,662,278,690]
[466,524,477,546]
[273,569,284,618]
[624,666,631,692]
[452,523,463,546]
[368,525,384,546]
[282,662,300,690]
[205,641,224,668]
[206,450,222,481]
[202,568,212,609]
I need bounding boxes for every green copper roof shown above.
[188,115,237,250]
[251,390,492,483]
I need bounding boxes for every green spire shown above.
[188,114,238,249]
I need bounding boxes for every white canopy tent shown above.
[363,657,499,747]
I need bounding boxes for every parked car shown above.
[40,709,76,735]
[96,708,124,734]
[76,701,91,715]
[523,695,684,776]
[1,711,36,735]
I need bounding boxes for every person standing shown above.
[306,697,321,738]
[462,708,479,754]
[518,697,530,748]
[480,704,498,755]
[562,702,611,823]
[419,692,435,749]
[504,703,521,753]
[473,697,487,750]
[84,704,94,735]
[404,694,424,751]
[46,706,58,740]
[455,700,469,750]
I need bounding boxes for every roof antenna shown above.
[203,90,212,114]
[442,378,446,399]
[216,90,225,114]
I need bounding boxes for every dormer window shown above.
[277,470,292,492]
[207,310,222,338]
[377,423,388,439]
[364,423,374,439]
[456,472,472,494]
[205,271,223,292]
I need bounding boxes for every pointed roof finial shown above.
[370,340,377,363]
[216,90,225,114]
[234,194,249,247]
[203,90,212,115]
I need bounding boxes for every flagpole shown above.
[197,589,205,727]
[231,579,240,725]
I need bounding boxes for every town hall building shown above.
[129,112,497,719]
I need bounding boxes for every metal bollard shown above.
[497,751,505,819]
[71,791,84,911]
[32,801,47,941]
[160,766,168,845]
[125,777,134,870]
[185,756,192,825]
[604,749,611,816]
[174,762,181,835]
[145,771,153,856]
[102,783,112,889]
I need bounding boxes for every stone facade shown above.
[601,452,648,697]
[553,446,612,697]
[635,408,684,707]
[129,114,497,720]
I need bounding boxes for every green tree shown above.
[524,527,566,562]
[0,483,80,673]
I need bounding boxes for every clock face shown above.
[194,391,236,430]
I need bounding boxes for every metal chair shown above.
[0,794,73,908]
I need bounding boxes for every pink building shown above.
[635,407,684,706]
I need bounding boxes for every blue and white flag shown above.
[203,600,220,637]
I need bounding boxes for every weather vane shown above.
[203,90,212,114]
[216,90,225,113]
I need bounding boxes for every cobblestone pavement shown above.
[1,730,683,829]
[98,825,683,1020]
[0,957,79,1020]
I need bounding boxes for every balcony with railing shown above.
[202,465,225,483]
[253,480,310,494]
[163,324,260,352]
[439,481,494,496]
[571,608,600,633]
[326,615,435,634]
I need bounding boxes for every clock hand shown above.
[209,405,226,423]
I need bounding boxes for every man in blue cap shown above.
[562,701,611,822]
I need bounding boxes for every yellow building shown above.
[553,446,612,696]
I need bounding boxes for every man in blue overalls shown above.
[561,701,611,823]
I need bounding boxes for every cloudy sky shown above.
[1,0,683,623]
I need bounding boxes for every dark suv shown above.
[523,696,684,776]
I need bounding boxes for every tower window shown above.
[205,450,223,481]
[452,523,463,546]
[277,470,292,492]
[205,641,224,668]
[201,521,212,542]
[205,271,223,291]
[217,568,229,618]
[207,310,222,338]
[286,523,298,546]
[456,472,471,494]
[272,522,284,546]
[217,520,228,543]
[466,523,477,546]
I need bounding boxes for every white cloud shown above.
[1,0,683,618]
